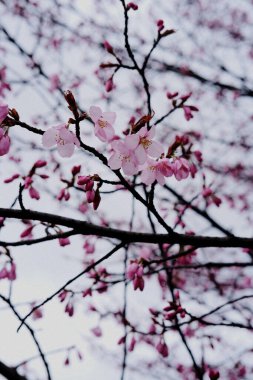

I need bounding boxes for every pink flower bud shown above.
[127,2,138,10]
[24,176,33,189]
[29,186,40,200]
[20,225,34,238]
[157,19,164,32]
[117,336,126,345]
[77,176,90,185]
[34,160,47,168]
[105,78,114,92]
[7,262,16,280]
[156,340,169,358]
[72,165,81,175]
[59,237,71,247]
[128,336,136,352]
[4,173,20,183]
[86,190,95,203]
[82,288,92,298]
[65,302,74,317]
[166,91,178,99]
[103,40,114,54]
[91,326,102,337]
[85,180,94,191]
[59,290,68,302]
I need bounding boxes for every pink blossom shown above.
[89,106,116,142]
[141,158,174,185]
[42,124,80,157]
[0,128,10,156]
[108,140,139,175]
[125,126,163,165]
[0,103,8,124]
[173,157,190,181]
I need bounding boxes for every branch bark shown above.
[0,208,252,248]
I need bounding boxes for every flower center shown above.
[140,137,151,150]
[56,131,65,145]
[98,118,107,128]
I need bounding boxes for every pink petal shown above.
[89,106,102,122]
[95,126,106,142]
[135,145,147,165]
[59,127,74,143]
[42,127,58,148]
[114,141,128,154]
[156,171,165,186]
[125,134,139,150]
[0,104,8,124]
[103,111,116,125]
[122,159,138,175]
[0,135,10,156]
[103,125,115,141]
[147,141,163,158]
[57,143,75,157]
[108,153,122,170]
[147,127,155,139]
[141,168,155,185]
[138,126,147,138]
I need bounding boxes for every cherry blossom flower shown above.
[172,157,191,181]
[108,140,139,175]
[125,126,163,165]
[0,128,10,156]
[42,124,80,157]
[0,103,8,124]
[141,158,174,185]
[89,106,116,142]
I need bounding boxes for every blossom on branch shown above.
[108,140,139,175]
[89,106,116,142]
[42,124,80,157]
[125,126,164,165]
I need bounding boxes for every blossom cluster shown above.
[1,99,200,188]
